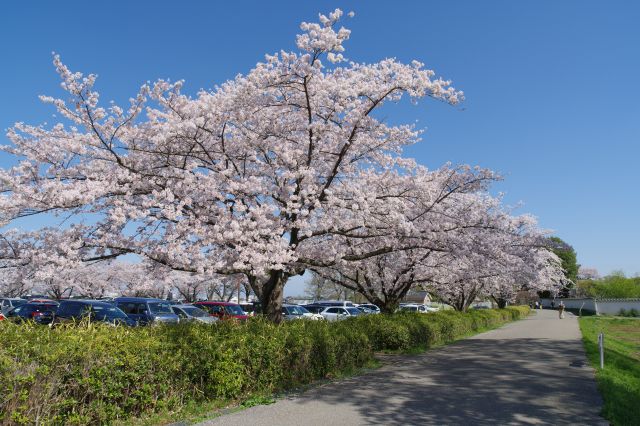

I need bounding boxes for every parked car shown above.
[319,306,362,321]
[398,303,435,313]
[356,306,373,314]
[4,302,58,325]
[25,298,58,304]
[171,305,219,324]
[0,297,27,315]
[52,300,136,326]
[113,297,180,325]
[193,301,250,321]
[314,300,355,307]
[282,304,323,320]
[423,303,440,312]
[22,294,49,300]
[239,302,261,316]
[356,303,381,314]
[302,304,328,314]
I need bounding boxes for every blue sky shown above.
[1,1,639,295]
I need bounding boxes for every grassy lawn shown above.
[579,317,640,425]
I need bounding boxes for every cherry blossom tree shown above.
[0,9,463,321]
[305,270,353,301]
[0,228,88,297]
[165,270,207,302]
[0,231,37,297]
[202,274,248,302]
[424,209,565,311]
[578,266,600,281]
[308,165,499,312]
[312,183,564,312]
[0,267,33,297]
[167,270,250,302]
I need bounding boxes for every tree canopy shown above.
[0,9,564,319]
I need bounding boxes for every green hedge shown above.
[0,307,529,424]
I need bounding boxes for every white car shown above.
[399,304,436,313]
[282,304,323,320]
[171,305,219,324]
[423,303,440,312]
[356,303,381,314]
[319,306,362,321]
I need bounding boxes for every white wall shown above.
[540,298,596,313]
[596,299,640,315]
[540,297,640,315]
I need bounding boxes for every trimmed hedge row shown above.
[354,306,530,351]
[0,307,529,424]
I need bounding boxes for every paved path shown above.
[200,310,605,425]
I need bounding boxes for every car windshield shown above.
[223,305,245,315]
[182,307,207,317]
[285,306,304,315]
[13,300,27,307]
[196,304,214,313]
[91,305,129,320]
[403,306,418,311]
[148,302,173,314]
[346,307,361,315]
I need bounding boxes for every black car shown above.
[53,300,136,326]
[5,302,58,325]
[113,297,180,325]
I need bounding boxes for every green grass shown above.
[579,317,640,425]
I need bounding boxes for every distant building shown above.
[402,291,431,305]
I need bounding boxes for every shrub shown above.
[618,308,640,317]
[0,307,529,424]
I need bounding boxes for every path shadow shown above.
[289,338,606,425]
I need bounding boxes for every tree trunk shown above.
[379,301,399,314]
[259,270,287,323]
[492,296,507,309]
[247,274,263,301]
[377,284,413,314]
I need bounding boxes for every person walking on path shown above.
[558,301,565,319]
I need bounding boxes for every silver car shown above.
[282,304,324,320]
[399,304,437,313]
[319,306,362,321]
[171,305,219,324]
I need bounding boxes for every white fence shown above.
[540,298,640,315]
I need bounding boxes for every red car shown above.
[192,301,249,321]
